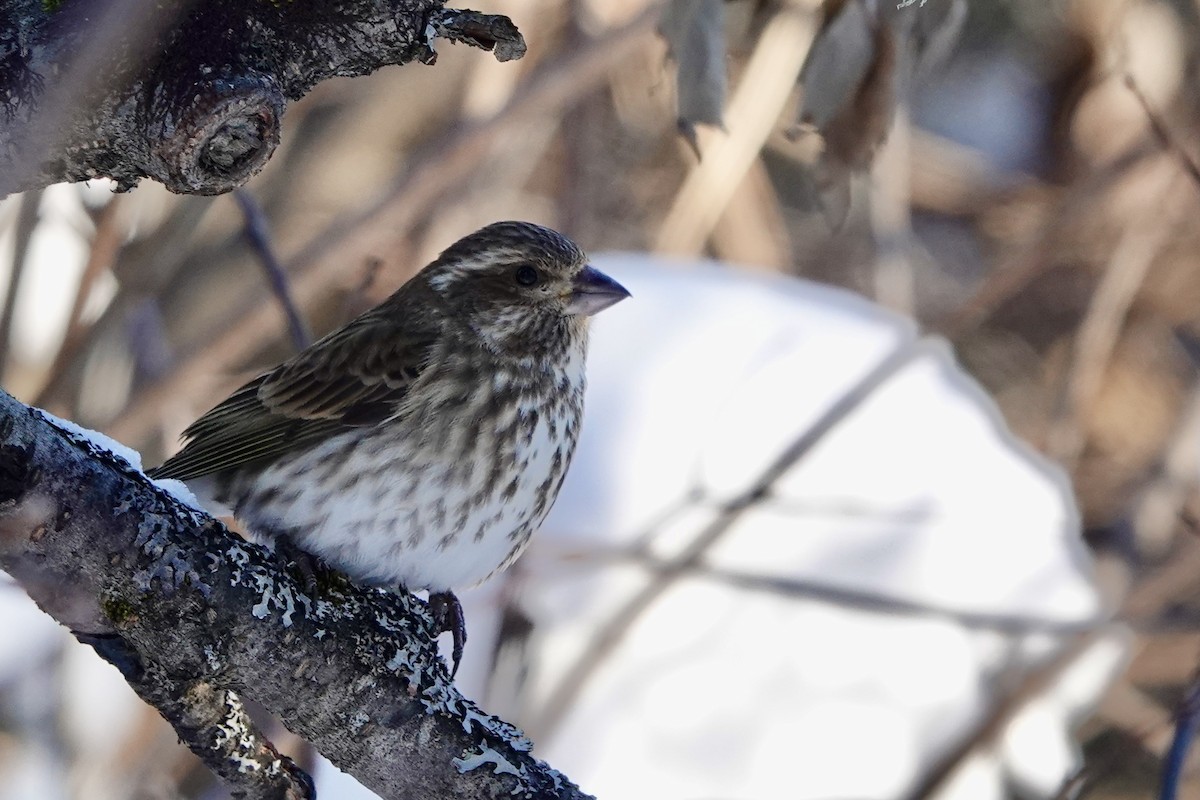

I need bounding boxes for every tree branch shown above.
[0,390,587,799]
[0,0,525,198]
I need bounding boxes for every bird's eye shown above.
[514,265,540,287]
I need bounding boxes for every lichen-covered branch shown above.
[0,0,525,198]
[80,631,316,800]
[0,390,587,800]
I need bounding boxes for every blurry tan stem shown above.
[1122,71,1200,201]
[655,4,816,254]
[1132,380,1200,554]
[869,104,914,314]
[234,190,312,352]
[530,337,928,741]
[0,190,41,381]
[1044,177,1175,467]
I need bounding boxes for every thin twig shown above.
[1043,173,1177,467]
[869,104,915,314]
[529,336,929,740]
[0,189,43,380]
[234,190,311,352]
[1122,71,1200,202]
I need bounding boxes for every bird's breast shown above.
[230,349,587,591]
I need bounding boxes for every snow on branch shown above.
[0,389,586,800]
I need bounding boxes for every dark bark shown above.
[0,390,589,800]
[0,0,525,198]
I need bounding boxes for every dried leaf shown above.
[660,0,728,152]
[794,0,964,215]
[797,0,877,130]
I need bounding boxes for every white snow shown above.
[34,407,207,515]
[36,408,143,472]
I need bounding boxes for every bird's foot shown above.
[428,590,467,678]
[274,534,343,594]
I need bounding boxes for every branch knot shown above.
[149,73,284,195]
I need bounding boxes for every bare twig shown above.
[869,104,914,314]
[1132,377,1200,554]
[234,190,311,352]
[1043,173,1177,467]
[537,535,1102,635]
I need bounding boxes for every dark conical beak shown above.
[565,265,631,316]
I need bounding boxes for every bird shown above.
[147,220,630,675]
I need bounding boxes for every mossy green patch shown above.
[101,594,140,626]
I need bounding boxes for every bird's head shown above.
[422,221,630,355]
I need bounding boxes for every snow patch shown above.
[150,477,204,513]
[36,408,143,472]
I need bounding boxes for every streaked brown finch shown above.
[148,221,629,674]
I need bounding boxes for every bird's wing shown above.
[148,304,439,481]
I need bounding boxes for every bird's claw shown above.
[274,534,338,593]
[428,591,467,678]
